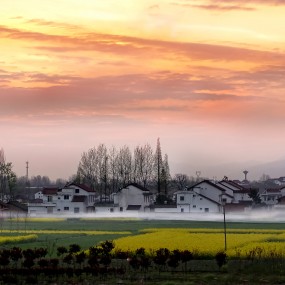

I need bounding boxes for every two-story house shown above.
[28,183,96,215]
[176,188,221,213]
[113,183,153,212]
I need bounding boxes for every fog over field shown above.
[24,210,285,223]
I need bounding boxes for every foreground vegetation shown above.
[1,217,285,284]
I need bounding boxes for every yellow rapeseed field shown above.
[9,218,66,222]
[0,229,131,235]
[113,228,285,258]
[0,234,38,245]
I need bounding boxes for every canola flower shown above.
[0,234,38,245]
[0,229,131,235]
[9,217,66,222]
[113,228,284,258]
[80,217,142,221]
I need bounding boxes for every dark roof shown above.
[189,180,226,193]
[30,199,43,204]
[66,182,95,193]
[72,195,86,203]
[198,193,221,205]
[219,180,245,191]
[117,183,150,193]
[234,189,251,194]
[42,187,58,195]
[126,205,141,210]
[265,188,281,193]
[7,201,28,212]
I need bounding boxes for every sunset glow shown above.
[1,0,285,180]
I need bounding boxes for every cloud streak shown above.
[172,0,285,12]
[1,24,285,66]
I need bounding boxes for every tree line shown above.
[0,142,210,203]
[76,139,172,201]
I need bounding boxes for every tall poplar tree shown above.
[154,138,163,195]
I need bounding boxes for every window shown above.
[64,195,69,200]
[47,196,52,202]
[180,196,184,201]
[75,189,79,194]
[200,198,203,200]
[205,208,209,212]
[74,207,79,213]
[110,208,114,212]
[58,197,60,200]
[200,208,202,210]
[120,207,123,212]
[181,208,184,212]
[193,205,196,208]
[57,209,60,211]
[193,195,196,197]
[64,207,69,211]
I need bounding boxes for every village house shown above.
[113,183,154,212]
[189,180,233,204]
[175,188,221,213]
[217,179,252,203]
[28,183,96,215]
[261,188,282,208]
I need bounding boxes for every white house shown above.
[261,188,282,207]
[176,189,221,213]
[113,183,153,212]
[216,179,253,203]
[189,180,233,204]
[28,183,96,215]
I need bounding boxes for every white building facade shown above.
[113,183,153,212]
[28,183,96,215]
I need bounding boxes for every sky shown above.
[1,0,285,181]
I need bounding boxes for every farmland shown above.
[2,217,285,256]
[1,217,285,284]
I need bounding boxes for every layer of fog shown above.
[25,209,285,223]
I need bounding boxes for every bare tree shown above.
[77,147,100,190]
[133,144,154,188]
[173,173,190,190]
[108,146,120,193]
[0,148,17,201]
[117,145,132,187]
[96,144,109,202]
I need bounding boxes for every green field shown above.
[1,217,285,284]
[1,217,285,252]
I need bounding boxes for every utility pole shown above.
[25,161,29,201]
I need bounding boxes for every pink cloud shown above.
[2,24,285,65]
[173,0,285,11]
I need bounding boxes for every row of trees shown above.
[0,142,201,203]
[0,148,17,202]
[76,139,171,199]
